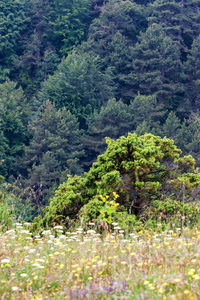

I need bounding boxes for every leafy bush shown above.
[34,133,200,231]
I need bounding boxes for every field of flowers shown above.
[0,223,200,299]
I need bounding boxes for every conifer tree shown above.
[177,114,200,166]
[162,111,181,140]
[83,98,132,167]
[47,0,91,55]
[0,81,30,179]
[130,24,184,108]
[21,100,84,202]
[38,51,114,128]
[129,93,165,131]
[81,0,147,103]
[148,0,200,59]
[184,36,200,111]
[0,0,28,82]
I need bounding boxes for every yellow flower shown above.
[158,287,164,294]
[113,192,119,199]
[192,274,200,280]
[34,275,38,280]
[188,269,195,276]
[88,277,93,280]
[174,278,181,283]
[184,290,190,294]
[60,264,64,269]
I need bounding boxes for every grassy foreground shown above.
[0,224,200,299]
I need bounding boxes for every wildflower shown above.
[87,230,96,234]
[192,274,200,279]
[60,264,64,269]
[12,287,19,291]
[174,278,181,283]
[158,287,164,293]
[54,226,63,230]
[88,277,93,280]
[88,222,95,225]
[20,273,28,277]
[184,290,190,294]
[188,269,195,276]
[1,259,10,264]
[29,249,36,253]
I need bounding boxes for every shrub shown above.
[35,133,200,231]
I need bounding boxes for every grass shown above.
[0,224,200,299]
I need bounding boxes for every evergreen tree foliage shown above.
[184,36,200,111]
[21,100,84,203]
[82,98,132,166]
[38,51,114,127]
[130,24,184,108]
[148,0,200,59]
[0,81,30,179]
[81,0,147,102]
[47,0,91,55]
[129,93,165,131]
[14,0,60,98]
[162,111,181,140]
[0,0,28,82]
[176,113,200,166]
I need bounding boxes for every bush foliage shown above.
[33,133,200,231]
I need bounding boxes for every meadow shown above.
[0,223,200,300]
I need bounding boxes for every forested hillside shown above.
[0,0,200,221]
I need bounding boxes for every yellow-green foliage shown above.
[36,133,200,230]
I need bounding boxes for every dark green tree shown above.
[15,0,60,98]
[162,111,181,140]
[0,0,28,82]
[129,93,165,132]
[38,51,114,128]
[148,0,200,59]
[184,36,200,111]
[81,0,147,102]
[0,81,30,179]
[130,24,184,108]
[21,100,84,203]
[176,113,200,166]
[82,98,132,167]
[47,0,91,55]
